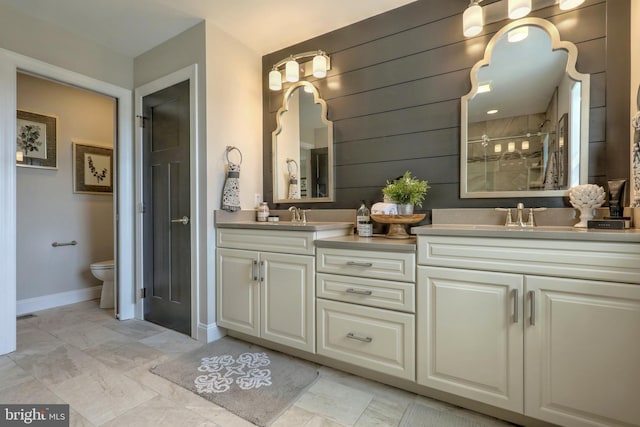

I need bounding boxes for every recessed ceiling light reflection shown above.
[487,109,498,115]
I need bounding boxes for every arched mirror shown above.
[272,81,334,203]
[460,18,590,198]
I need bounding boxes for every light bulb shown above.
[508,142,516,152]
[494,144,502,153]
[508,0,531,19]
[285,58,299,83]
[16,151,24,162]
[521,140,529,150]
[463,1,483,37]
[269,69,282,91]
[559,0,585,10]
[312,53,327,78]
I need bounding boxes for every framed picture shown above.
[73,141,113,194]
[16,110,58,169]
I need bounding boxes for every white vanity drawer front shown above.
[317,247,415,282]
[317,273,415,313]
[317,299,415,380]
[418,236,640,284]
[217,228,315,255]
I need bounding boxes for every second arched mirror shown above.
[460,18,590,198]
[272,81,334,203]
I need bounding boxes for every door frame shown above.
[0,48,135,355]
[134,65,199,338]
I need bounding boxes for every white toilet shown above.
[90,260,115,309]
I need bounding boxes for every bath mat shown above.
[400,402,509,427]
[150,336,319,426]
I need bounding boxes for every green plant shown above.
[382,171,430,207]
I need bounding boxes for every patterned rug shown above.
[150,336,319,426]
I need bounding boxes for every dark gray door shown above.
[142,80,191,335]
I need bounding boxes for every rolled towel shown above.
[371,202,398,215]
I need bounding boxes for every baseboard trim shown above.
[17,286,102,316]
[197,322,226,343]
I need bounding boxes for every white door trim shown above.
[0,48,134,355]
[135,65,200,339]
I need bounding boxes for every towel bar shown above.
[52,240,77,247]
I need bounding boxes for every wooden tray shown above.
[370,214,426,239]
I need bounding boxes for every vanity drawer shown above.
[316,247,415,282]
[217,228,315,255]
[317,299,415,380]
[317,273,415,313]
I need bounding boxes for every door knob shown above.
[171,216,190,225]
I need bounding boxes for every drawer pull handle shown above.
[252,260,258,281]
[346,261,373,267]
[346,332,373,343]
[529,290,536,326]
[513,289,519,323]
[345,288,373,296]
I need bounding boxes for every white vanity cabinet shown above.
[416,234,640,427]
[216,226,350,353]
[315,241,416,381]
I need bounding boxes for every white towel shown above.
[371,202,398,215]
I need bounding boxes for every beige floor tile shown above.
[188,403,257,427]
[140,329,203,356]
[49,365,158,425]
[85,340,165,373]
[270,405,317,427]
[294,377,373,425]
[355,398,407,427]
[101,395,219,427]
[11,343,105,386]
[70,408,96,427]
[0,378,65,404]
[0,355,33,391]
[48,322,133,350]
[101,318,167,340]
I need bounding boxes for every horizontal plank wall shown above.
[263,0,628,216]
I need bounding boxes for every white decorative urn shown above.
[568,184,606,228]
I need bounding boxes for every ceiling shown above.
[0,0,418,57]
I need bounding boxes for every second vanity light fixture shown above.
[268,50,330,91]
[463,0,585,37]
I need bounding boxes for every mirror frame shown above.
[460,17,590,199]
[272,81,334,203]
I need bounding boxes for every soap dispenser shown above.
[356,201,370,234]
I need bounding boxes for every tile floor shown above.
[1,300,516,426]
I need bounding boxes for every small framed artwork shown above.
[73,141,113,194]
[16,110,58,169]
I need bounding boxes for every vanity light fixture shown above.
[521,140,529,150]
[508,142,516,152]
[463,0,584,37]
[494,143,502,153]
[508,26,529,43]
[463,0,484,37]
[559,0,585,10]
[508,0,531,19]
[268,50,331,91]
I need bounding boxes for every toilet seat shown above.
[91,260,114,270]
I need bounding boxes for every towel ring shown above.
[286,158,298,175]
[225,146,243,165]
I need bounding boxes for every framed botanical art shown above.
[73,141,113,194]
[16,110,58,169]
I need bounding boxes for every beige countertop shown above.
[216,220,354,232]
[315,234,417,252]
[411,224,640,243]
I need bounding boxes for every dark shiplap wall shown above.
[262,0,629,216]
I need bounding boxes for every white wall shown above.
[0,4,132,89]
[17,73,115,300]
[205,23,263,329]
[631,1,639,205]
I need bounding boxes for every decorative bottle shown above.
[356,201,370,234]
[257,202,269,222]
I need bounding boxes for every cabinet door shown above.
[417,266,524,413]
[525,276,640,427]
[216,248,260,337]
[261,252,315,353]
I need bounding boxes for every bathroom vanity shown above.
[215,211,640,427]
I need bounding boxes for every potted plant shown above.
[382,171,430,214]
